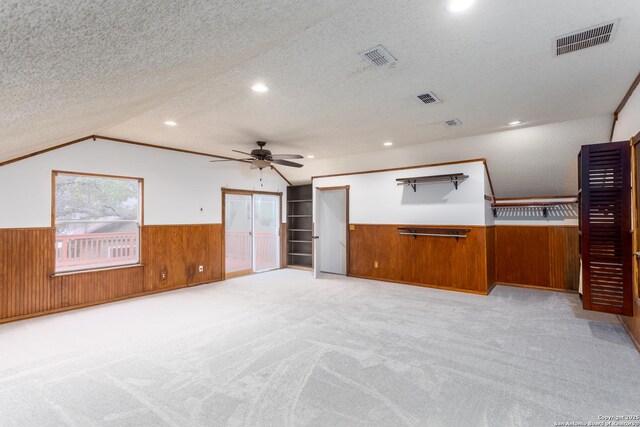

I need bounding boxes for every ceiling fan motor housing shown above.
[251,141,271,159]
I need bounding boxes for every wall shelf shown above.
[491,200,577,218]
[397,227,470,240]
[396,173,468,192]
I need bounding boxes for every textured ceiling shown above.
[301,115,612,198]
[1,0,639,195]
[0,0,350,157]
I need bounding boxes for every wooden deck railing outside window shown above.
[55,232,139,272]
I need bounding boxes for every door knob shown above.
[312,236,319,239]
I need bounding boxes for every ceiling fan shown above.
[210,141,304,169]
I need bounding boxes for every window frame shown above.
[51,170,144,274]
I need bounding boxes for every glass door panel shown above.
[253,194,280,272]
[225,194,253,276]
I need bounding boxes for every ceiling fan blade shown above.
[232,149,254,156]
[268,154,304,160]
[210,158,253,162]
[271,159,303,168]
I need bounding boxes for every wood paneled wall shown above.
[142,224,223,291]
[485,227,496,289]
[348,224,577,294]
[495,226,579,291]
[620,298,640,351]
[0,224,223,323]
[1,222,581,322]
[349,224,492,294]
[52,267,145,308]
[0,228,55,319]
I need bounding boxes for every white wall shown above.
[291,115,610,198]
[313,161,488,226]
[0,138,288,228]
[613,83,640,142]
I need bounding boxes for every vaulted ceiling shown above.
[1,0,639,194]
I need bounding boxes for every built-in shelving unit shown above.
[491,200,578,218]
[396,173,468,192]
[286,184,313,269]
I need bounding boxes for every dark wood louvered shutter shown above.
[580,141,632,316]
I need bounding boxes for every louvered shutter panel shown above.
[580,141,632,316]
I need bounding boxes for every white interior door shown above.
[253,194,280,272]
[319,189,347,275]
[313,188,321,278]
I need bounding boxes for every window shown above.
[54,172,142,273]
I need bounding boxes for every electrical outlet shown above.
[160,270,167,280]
[198,265,204,273]
[374,261,379,269]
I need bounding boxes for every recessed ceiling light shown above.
[251,83,269,93]
[164,120,177,126]
[306,155,315,159]
[445,0,475,13]
[508,120,523,126]
[384,141,393,146]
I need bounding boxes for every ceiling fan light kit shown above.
[252,159,271,170]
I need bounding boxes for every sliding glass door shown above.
[225,194,253,277]
[224,192,280,277]
[253,194,280,272]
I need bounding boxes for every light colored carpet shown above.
[0,269,638,426]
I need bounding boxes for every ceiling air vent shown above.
[359,45,397,67]
[443,118,462,127]
[555,20,618,56]
[416,91,442,105]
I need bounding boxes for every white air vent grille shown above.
[416,91,442,104]
[443,118,462,127]
[555,20,618,56]
[359,45,397,67]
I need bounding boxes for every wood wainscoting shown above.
[51,266,145,309]
[348,224,493,294]
[0,224,224,323]
[620,298,640,352]
[142,224,223,291]
[495,225,579,292]
[486,226,496,290]
[0,228,56,320]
